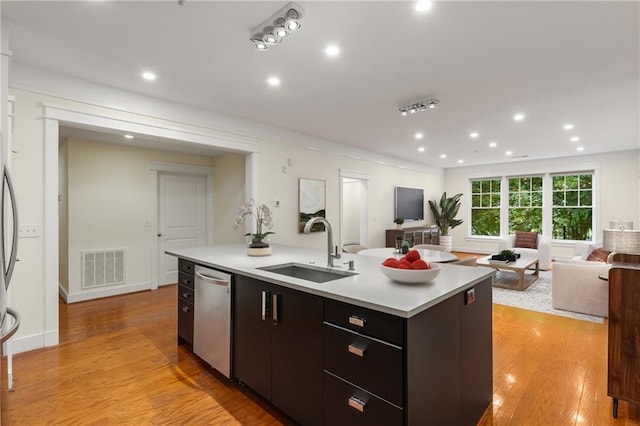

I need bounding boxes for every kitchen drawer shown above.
[178,259,195,275]
[324,299,404,346]
[178,271,194,289]
[324,323,403,406]
[178,284,193,303]
[324,371,403,426]
[178,297,194,345]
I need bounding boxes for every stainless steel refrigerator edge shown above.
[193,265,231,378]
[1,16,22,425]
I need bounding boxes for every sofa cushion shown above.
[514,231,538,249]
[586,248,612,262]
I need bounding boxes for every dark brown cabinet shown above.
[177,259,195,345]
[607,264,640,418]
[385,226,440,247]
[233,275,324,426]
[324,277,493,425]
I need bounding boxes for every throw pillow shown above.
[586,248,612,262]
[514,231,538,249]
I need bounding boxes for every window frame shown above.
[464,166,599,244]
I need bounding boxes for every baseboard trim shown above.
[62,281,153,304]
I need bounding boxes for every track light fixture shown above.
[249,2,304,51]
[399,98,440,116]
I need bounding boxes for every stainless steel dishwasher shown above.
[194,265,232,378]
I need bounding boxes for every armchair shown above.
[498,233,551,270]
[551,259,610,317]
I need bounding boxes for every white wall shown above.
[444,150,640,258]
[211,152,246,244]
[63,138,215,301]
[243,141,443,250]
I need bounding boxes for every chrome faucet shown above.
[303,217,341,267]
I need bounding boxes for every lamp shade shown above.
[609,220,633,230]
[603,229,640,253]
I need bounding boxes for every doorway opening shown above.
[339,170,369,250]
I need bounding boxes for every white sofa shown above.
[498,234,551,270]
[551,241,610,318]
[552,260,610,317]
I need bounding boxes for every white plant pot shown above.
[440,235,453,252]
[247,246,272,256]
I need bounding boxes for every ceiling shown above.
[2,1,639,168]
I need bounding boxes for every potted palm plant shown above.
[428,192,463,252]
[394,217,405,229]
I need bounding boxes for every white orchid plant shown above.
[234,199,274,247]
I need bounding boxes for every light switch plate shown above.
[19,224,41,238]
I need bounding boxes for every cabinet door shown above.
[608,267,640,405]
[460,278,493,425]
[177,296,194,345]
[233,275,273,400]
[271,286,324,426]
[406,294,461,425]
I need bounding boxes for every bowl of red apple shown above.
[379,249,441,283]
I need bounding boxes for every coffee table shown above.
[477,255,539,291]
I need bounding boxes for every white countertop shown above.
[166,244,493,318]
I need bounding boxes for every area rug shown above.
[491,270,605,324]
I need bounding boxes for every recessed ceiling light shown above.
[418,146,425,152]
[489,141,497,148]
[325,45,340,57]
[505,150,513,156]
[570,136,580,142]
[124,134,134,139]
[415,132,423,139]
[141,71,156,81]
[470,132,479,139]
[415,1,433,12]
[563,123,574,131]
[513,113,525,121]
[440,154,447,159]
[457,159,464,164]
[577,146,584,151]
[267,76,281,87]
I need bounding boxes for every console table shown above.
[385,226,439,248]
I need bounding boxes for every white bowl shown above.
[379,262,441,284]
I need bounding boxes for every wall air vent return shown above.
[81,249,125,289]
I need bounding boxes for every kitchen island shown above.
[167,244,494,426]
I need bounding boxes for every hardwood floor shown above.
[4,284,640,425]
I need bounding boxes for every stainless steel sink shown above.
[258,263,357,283]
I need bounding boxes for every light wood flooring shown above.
[3,283,640,425]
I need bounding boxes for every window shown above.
[552,173,593,240]
[470,178,501,236]
[508,176,542,233]
[467,169,596,241]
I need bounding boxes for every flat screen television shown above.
[394,186,424,221]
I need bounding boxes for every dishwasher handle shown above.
[195,270,229,286]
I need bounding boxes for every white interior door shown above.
[158,173,206,285]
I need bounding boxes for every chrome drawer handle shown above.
[182,293,191,299]
[348,315,365,327]
[182,306,190,313]
[348,344,365,357]
[348,396,366,412]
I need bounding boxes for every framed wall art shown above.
[298,178,326,232]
